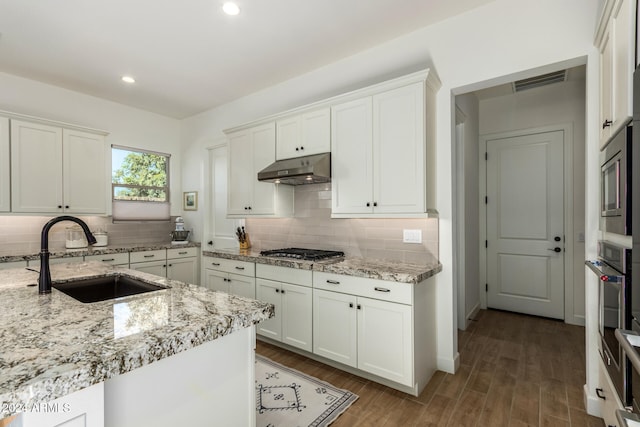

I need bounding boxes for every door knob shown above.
[548,247,562,253]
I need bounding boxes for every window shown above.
[112,145,170,221]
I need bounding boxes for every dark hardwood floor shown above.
[255,309,605,426]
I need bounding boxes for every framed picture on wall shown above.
[183,191,198,211]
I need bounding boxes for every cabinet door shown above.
[276,115,300,160]
[281,283,312,352]
[167,257,198,284]
[130,260,167,277]
[21,382,104,427]
[611,0,634,132]
[11,120,63,213]
[204,269,229,293]
[227,130,253,215]
[331,98,373,214]
[357,297,413,386]
[256,278,282,340]
[250,123,277,214]
[373,82,425,214]
[300,108,331,156]
[228,273,256,299]
[600,26,613,146]
[63,129,106,214]
[312,289,357,367]
[0,117,9,212]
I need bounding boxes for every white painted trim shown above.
[0,109,109,135]
[479,123,576,323]
[454,107,467,330]
[584,383,603,418]
[467,302,481,324]
[437,352,460,375]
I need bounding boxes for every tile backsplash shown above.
[0,215,175,254]
[246,184,439,265]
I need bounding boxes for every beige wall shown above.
[246,184,439,265]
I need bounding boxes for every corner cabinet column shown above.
[0,117,9,212]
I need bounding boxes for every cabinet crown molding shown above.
[223,68,440,135]
[0,109,109,136]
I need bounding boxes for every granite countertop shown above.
[202,248,442,284]
[0,261,273,417]
[0,241,201,263]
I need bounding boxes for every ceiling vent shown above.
[512,70,567,92]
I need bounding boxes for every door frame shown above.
[478,123,575,323]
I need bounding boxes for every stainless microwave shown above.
[601,123,632,235]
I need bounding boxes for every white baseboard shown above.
[437,352,460,374]
[566,314,585,327]
[584,383,602,417]
[466,303,481,328]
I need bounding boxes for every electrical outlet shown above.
[403,229,422,244]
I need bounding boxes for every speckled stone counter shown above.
[0,261,273,417]
[0,242,201,263]
[203,248,442,284]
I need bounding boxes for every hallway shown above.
[256,309,603,426]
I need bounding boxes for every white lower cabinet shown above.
[129,249,167,277]
[597,357,623,427]
[204,257,256,298]
[313,288,412,386]
[255,264,313,352]
[167,247,199,284]
[256,278,313,352]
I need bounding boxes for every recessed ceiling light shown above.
[121,76,135,84]
[223,2,240,15]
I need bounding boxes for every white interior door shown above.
[486,130,565,319]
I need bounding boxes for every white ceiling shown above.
[0,0,496,119]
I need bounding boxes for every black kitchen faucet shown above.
[38,216,97,294]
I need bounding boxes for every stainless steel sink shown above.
[53,275,166,303]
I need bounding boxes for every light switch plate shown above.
[403,229,422,244]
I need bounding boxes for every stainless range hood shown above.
[257,153,331,185]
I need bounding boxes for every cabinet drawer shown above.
[313,272,412,305]
[167,247,199,259]
[85,252,129,265]
[256,264,312,287]
[204,256,255,277]
[130,250,166,263]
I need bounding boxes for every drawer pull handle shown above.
[102,258,115,262]
[326,280,340,285]
[178,251,188,255]
[235,266,245,270]
[211,262,221,266]
[596,388,606,400]
[374,287,390,293]
[144,255,155,258]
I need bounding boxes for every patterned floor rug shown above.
[255,355,358,427]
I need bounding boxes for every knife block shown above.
[239,234,251,250]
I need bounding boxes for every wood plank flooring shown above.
[255,309,605,427]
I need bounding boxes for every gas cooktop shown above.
[259,248,344,261]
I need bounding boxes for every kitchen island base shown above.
[105,326,256,427]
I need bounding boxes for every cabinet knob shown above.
[275,288,280,293]
[58,205,62,209]
[295,147,299,151]
[366,202,370,207]
[281,289,285,294]
[300,146,304,150]
[373,202,377,207]
[65,205,70,209]
[357,304,361,310]
[349,303,354,308]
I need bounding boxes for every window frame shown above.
[111,144,171,204]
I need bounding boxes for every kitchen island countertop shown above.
[0,261,273,417]
[203,248,442,284]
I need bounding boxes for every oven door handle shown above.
[616,329,640,374]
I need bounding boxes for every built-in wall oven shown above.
[588,241,632,406]
[601,123,633,236]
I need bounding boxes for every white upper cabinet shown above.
[0,117,9,212]
[10,119,106,214]
[331,97,373,215]
[276,108,330,160]
[597,0,635,147]
[227,122,294,217]
[332,79,434,217]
